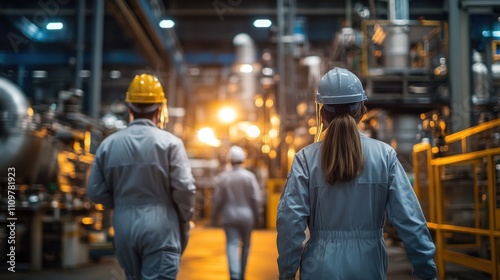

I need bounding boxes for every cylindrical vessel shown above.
[384,26,410,70]
[0,77,59,184]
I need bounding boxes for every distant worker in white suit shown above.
[211,145,262,280]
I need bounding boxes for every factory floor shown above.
[0,222,492,280]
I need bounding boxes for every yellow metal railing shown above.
[414,120,500,279]
[266,178,286,229]
[444,118,500,155]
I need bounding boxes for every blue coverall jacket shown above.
[87,119,196,280]
[277,133,437,280]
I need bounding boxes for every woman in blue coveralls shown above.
[276,67,437,280]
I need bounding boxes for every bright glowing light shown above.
[197,127,221,147]
[254,96,264,107]
[198,127,215,140]
[262,67,273,76]
[46,22,63,30]
[218,107,237,123]
[270,115,280,126]
[239,64,253,73]
[262,144,271,154]
[81,217,94,225]
[253,19,272,28]
[287,148,295,158]
[269,150,277,159]
[246,125,261,139]
[269,128,278,138]
[27,107,34,117]
[95,204,105,211]
[308,126,317,135]
[160,19,175,28]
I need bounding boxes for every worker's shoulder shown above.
[361,133,396,154]
[153,128,182,142]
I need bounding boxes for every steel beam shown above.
[461,0,500,8]
[449,0,471,132]
[89,0,104,119]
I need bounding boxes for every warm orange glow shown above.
[269,150,277,159]
[218,107,237,123]
[95,204,105,211]
[262,144,271,154]
[246,125,261,139]
[255,96,264,107]
[82,217,94,225]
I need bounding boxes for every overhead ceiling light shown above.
[253,19,272,28]
[109,70,121,79]
[159,19,175,29]
[46,22,63,30]
[80,70,91,78]
[239,64,253,73]
[32,70,47,78]
[262,67,273,76]
[188,67,200,76]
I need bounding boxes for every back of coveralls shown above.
[87,119,196,280]
[212,166,261,280]
[277,133,437,280]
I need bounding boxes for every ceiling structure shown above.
[0,0,499,117]
[2,0,500,175]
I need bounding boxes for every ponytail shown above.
[321,103,366,185]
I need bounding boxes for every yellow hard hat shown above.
[125,74,166,103]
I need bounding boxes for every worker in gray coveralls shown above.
[87,73,196,280]
[211,145,262,280]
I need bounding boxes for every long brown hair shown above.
[321,102,367,185]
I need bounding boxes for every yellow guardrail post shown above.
[266,178,286,229]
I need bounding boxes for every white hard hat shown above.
[228,145,246,163]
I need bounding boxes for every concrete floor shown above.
[0,223,490,280]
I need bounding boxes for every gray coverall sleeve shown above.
[87,149,114,209]
[169,141,196,223]
[276,153,310,280]
[386,150,437,279]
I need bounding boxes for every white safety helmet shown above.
[315,67,367,141]
[228,145,246,163]
[316,67,366,105]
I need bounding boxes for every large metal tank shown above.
[0,77,60,184]
[384,26,410,70]
[233,33,257,120]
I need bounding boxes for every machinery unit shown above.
[0,77,109,270]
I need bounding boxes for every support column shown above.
[448,0,471,132]
[89,0,104,119]
[75,0,86,91]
